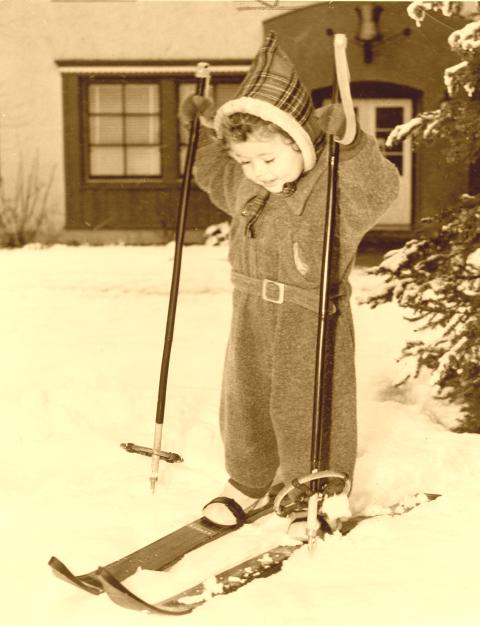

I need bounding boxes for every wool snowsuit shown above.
[194,129,399,498]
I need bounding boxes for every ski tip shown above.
[48,556,103,595]
[307,538,317,555]
[96,566,194,615]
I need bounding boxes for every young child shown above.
[182,32,399,528]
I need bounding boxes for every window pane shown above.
[177,80,242,175]
[178,82,196,151]
[90,147,124,176]
[179,145,187,175]
[376,130,389,152]
[386,154,403,174]
[89,115,123,144]
[376,107,403,128]
[125,84,160,114]
[178,82,196,103]
[377,130,402,153]
[89,84,123,114]
[376,131,404,174]
[125,115,159,144]
[126,147,161,176]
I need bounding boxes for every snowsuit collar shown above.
[282,150,328,216]
[239,147,327,237]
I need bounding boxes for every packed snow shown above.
[467,247,480,268]
[2,243,480,626]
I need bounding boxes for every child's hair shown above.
[218,112,300,151]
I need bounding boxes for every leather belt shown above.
[231,271,348,314]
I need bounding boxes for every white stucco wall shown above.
[0,0,283,239]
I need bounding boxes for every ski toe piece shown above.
[202,496,249,528]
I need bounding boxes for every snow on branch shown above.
[385,118,423,147]
[444,60,472,95]
[448,20,480,53]
[408,2,480,58]
[386,109,448,147]
[388,4,480,150]
[407,1,480,27]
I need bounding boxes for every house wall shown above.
[0,0,471,245]
[0,0,279,243]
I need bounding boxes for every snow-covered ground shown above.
[2,244,479,626]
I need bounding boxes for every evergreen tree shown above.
[365,2,480,431]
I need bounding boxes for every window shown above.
[84,76,241,182]
[61,66,246,230]
[376,106,405,174]
[88,83,161,177]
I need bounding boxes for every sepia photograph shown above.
[1,1,479,625]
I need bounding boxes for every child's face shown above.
[229,132,304,194]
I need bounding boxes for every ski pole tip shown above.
[307,534,318,555]
[150,476,158,494]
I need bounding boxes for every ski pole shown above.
[273,35,356,543]
[148,62,211,493]
[306,34,357,549]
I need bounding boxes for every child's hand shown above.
[315,103,347,139]
[179,95,216,128]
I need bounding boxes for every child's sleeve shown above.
[339,131,400,240]
[193,129,245,217]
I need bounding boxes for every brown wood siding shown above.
[62,74,226,232]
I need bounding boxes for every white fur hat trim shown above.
[214,96,317,172]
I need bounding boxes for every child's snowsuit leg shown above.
[219,293,280,497]
[220,289,357,496]
[270,298,357,486]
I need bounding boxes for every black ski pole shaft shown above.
[150,62,211,493]
[305,34,356,549]
[310,129,339,474]
[305,88,341,550]
[310,33,356,478]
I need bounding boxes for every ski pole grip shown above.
[195,62,211,99]
[333,34,356,146]
[195,61,210,79]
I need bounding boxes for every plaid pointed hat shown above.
[214,31,319,171]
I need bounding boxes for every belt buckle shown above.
[262,279,285,304]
